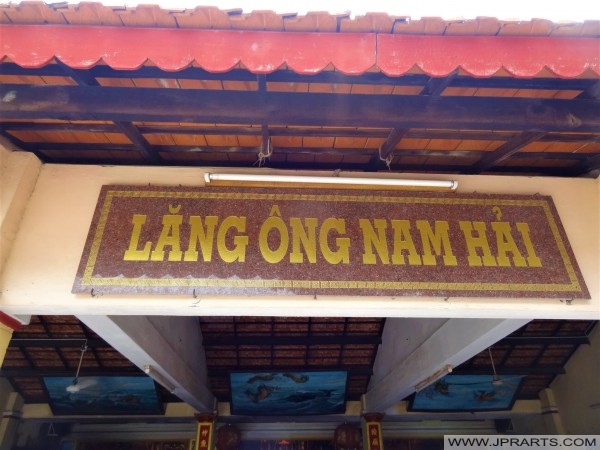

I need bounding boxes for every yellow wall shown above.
[551,324,600,434]
[0,323,12,367]
[0,145,41,275]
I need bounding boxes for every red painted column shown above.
[362,413,386,450]
[0,313,24,450]
[0,312,22,367]
[195,414,216,450]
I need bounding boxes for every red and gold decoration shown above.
[362,413,385,450]
[0,312,22,331]
[334,423,362,450]
[215,424,241,450]
[195,414,215,450]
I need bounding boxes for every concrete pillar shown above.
[539,388,566,435]
[550,323,600,434]
[0,379,24,450]
[364,318,530,412]
[78,315,215,412]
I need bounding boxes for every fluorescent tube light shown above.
[204,173,458,191]
[415,364,453,392]
[144,364,177,393]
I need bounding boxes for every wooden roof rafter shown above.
[2,85,597,131]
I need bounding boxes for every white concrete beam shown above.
[0,165,598,319]
[77,315,215,413]
[364,318,530,412]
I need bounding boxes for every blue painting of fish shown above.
[230,371,347,415]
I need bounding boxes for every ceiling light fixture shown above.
[144,364,178,394]
[204,173,458,191]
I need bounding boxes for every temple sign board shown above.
[72,185,589,299]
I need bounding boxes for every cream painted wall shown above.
[0,145,41,275]
[0,163,599,319]
[551,324,600,434]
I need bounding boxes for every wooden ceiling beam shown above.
[0,368,140,377]
[3,62,595,92]
[501,335,590,345]
[367,128,409,171]
[257,74,267,92]
[19,141,593,165]
[7,155,569,177]
[469,131,548,173]
[367,72,458,170]
[203,335,381,346]
[3,85,598,132]
[207,366,374,376]
[576,80,600,100]
[0,130,52,162]
[0,122,118,133]
[55,59,100,87]
[113,122,161,163]
[4,122,598,144]
[8,338,110,348]
[259,124,272,165]
[420,71,459,96]
[4,120,597,143]
[453,365,565,375]
[570,153,600,177]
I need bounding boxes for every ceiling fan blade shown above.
[65,377,97,393]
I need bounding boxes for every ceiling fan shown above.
[427,347,523,391]
[65,342,97,393]
[487,347,523,387]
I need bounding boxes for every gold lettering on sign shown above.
[390,220,421,265]
[359,219,456,266]
[460,221,542,267]
[460,221,498,267]
[151,204,183,262]
[123,214,151,261]
[319,218,350,264]
[259,206,350,264]
[121,206,542,268]
[123,212,249,263]
[516,222,542,267]
[259,207,289,263]
[491,222,527,267]
[359,218,389,264]
[184,216,218,262]
[217,216,248,263]
[290,217,318,263]
[415,220,457,266]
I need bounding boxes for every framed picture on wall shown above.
[409,374,523,412]
[230,371,347,415]
[43,376,164,415]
